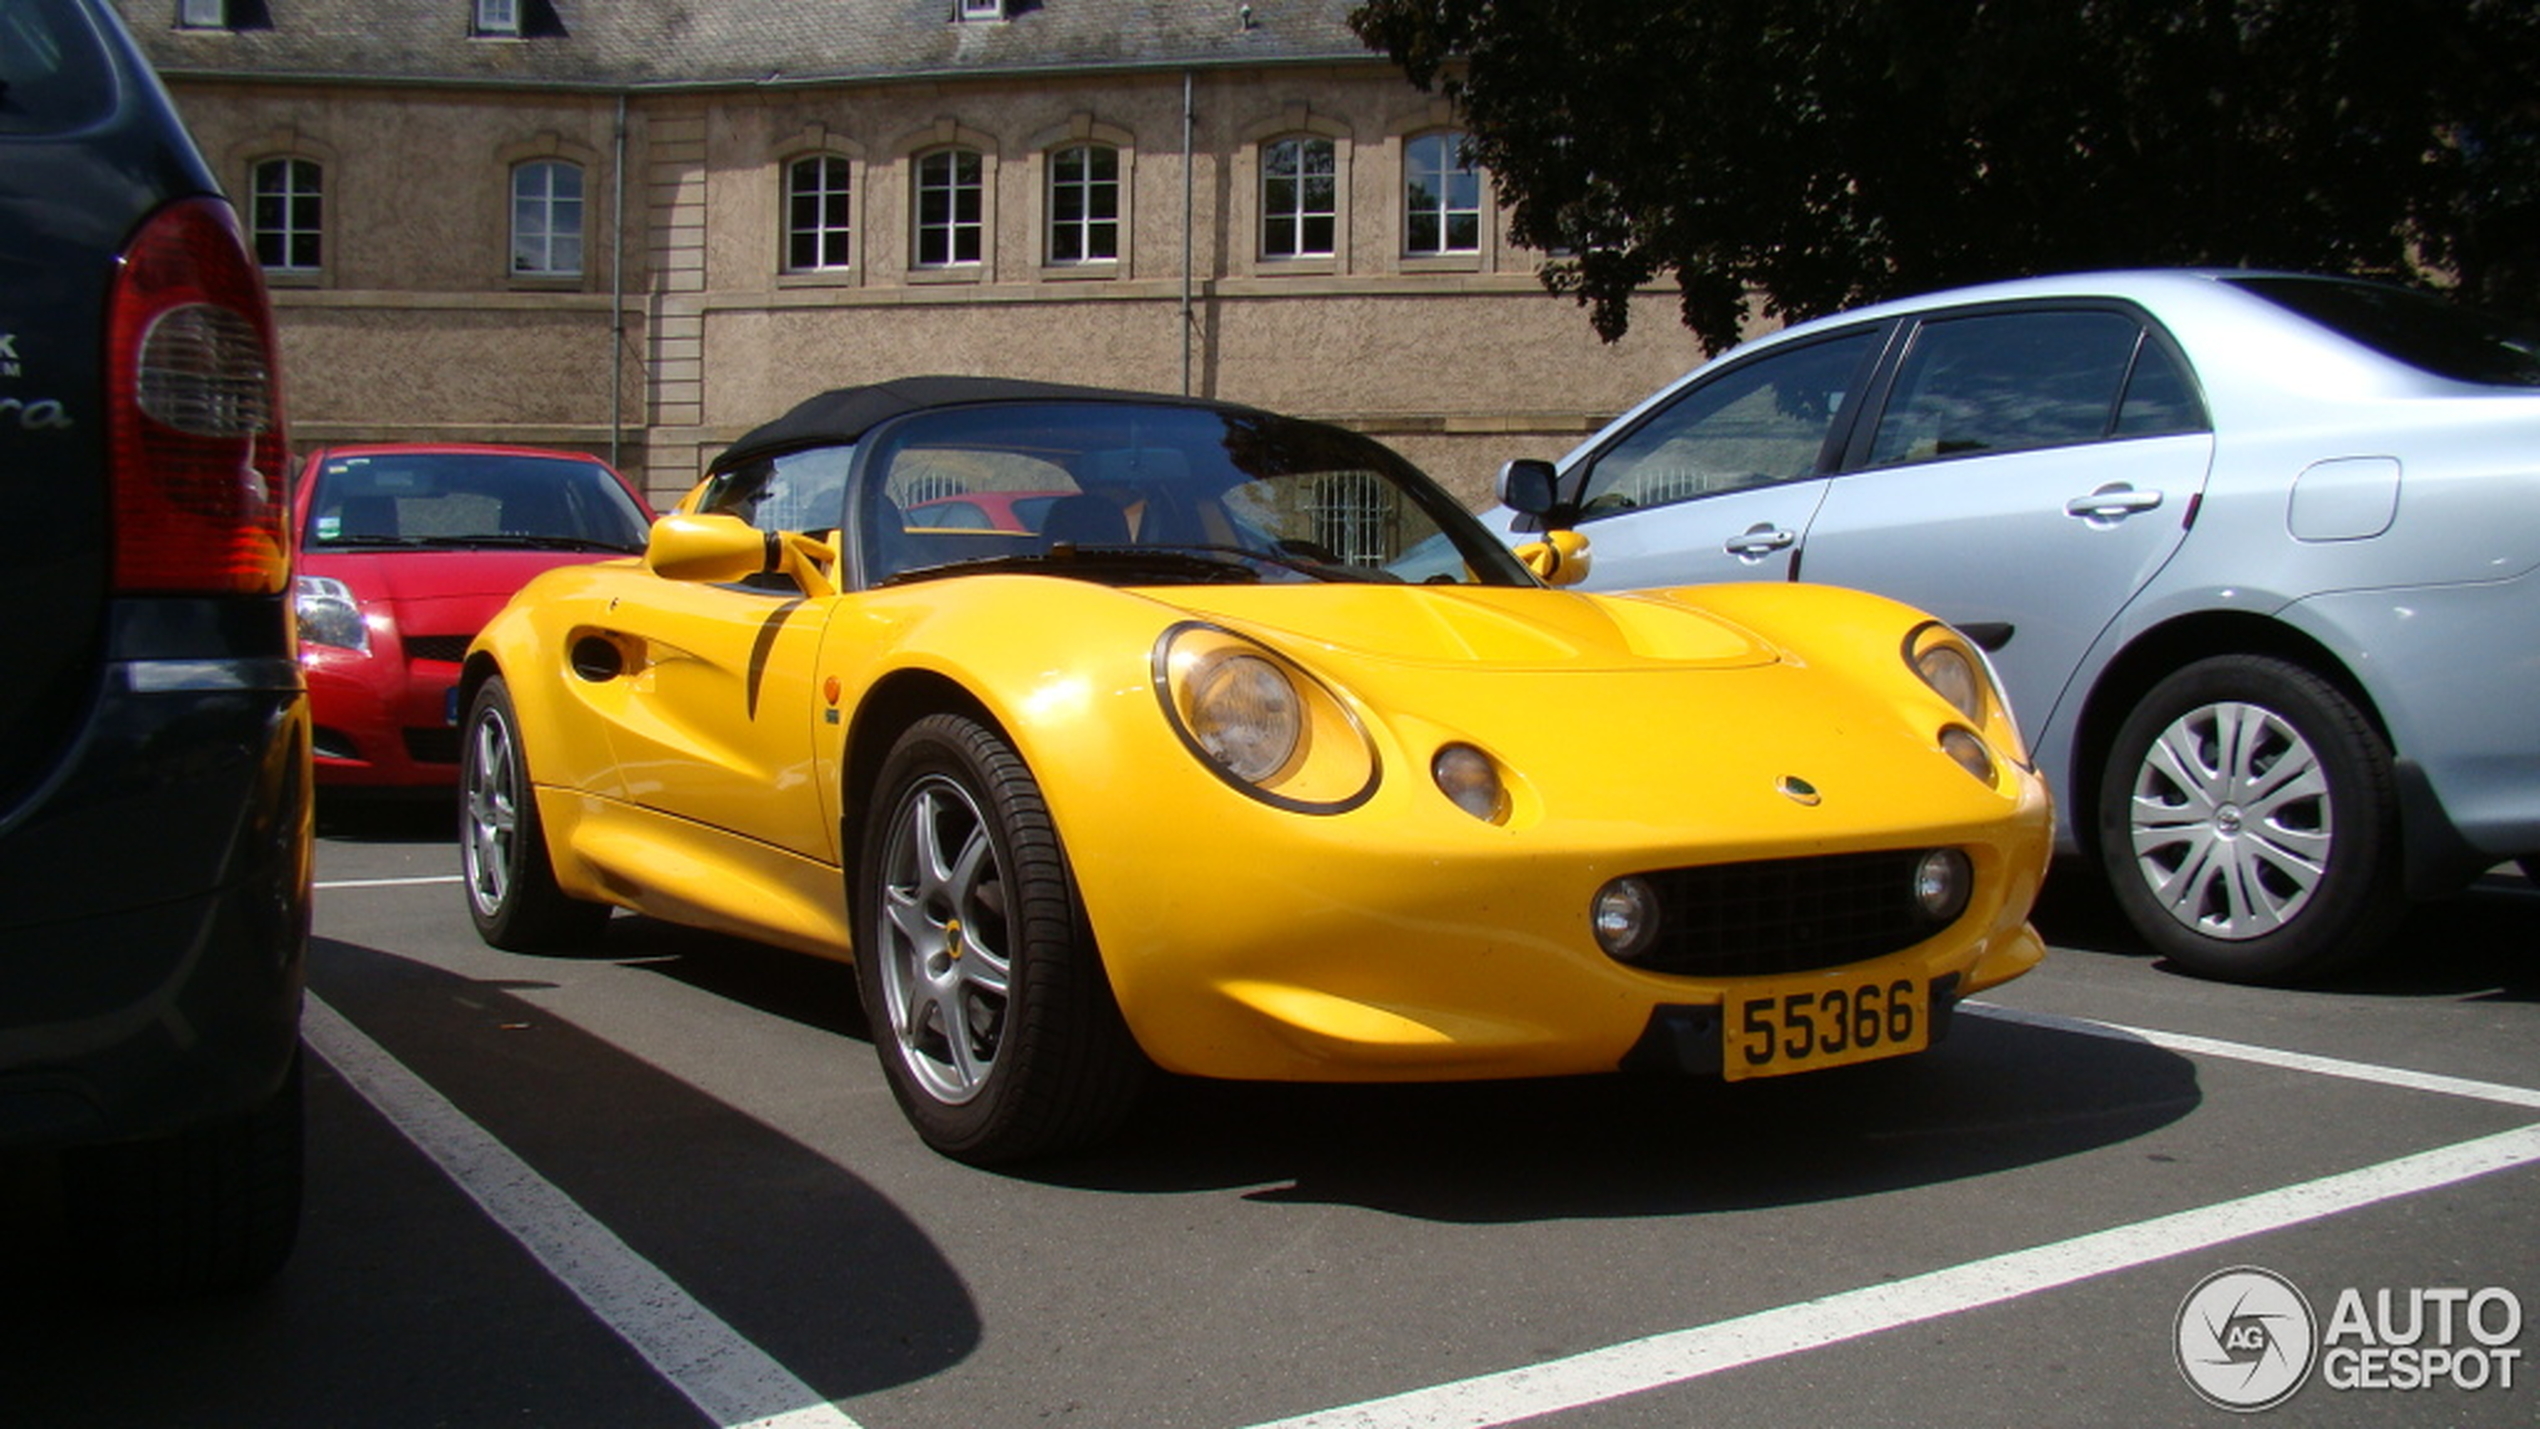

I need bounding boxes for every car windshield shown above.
[303,451,651,553]
[2228,276,2540,389]
[738,401,1534,589]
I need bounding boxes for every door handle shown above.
[2065,484,2164,522]
[1724,524,1798,559]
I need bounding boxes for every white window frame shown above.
[178,0,230,29]
[250,157,323,274]
[1046,143,1120,265]
[475,0,521,36]
[1260,136,1338,260]
[784,154,854,272]
[913,147,984,268]
[510,159,584,277]
[956,0,1006,19]
[1404,131,1483,257]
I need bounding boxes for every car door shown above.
[588,448,853,863]
[1560,325,1889,587]
[1795,304,2215,733]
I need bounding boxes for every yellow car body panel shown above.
[474,556,2052,1082]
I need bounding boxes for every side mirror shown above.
[645,512,774,583]
[1495,458,1564,519]
[1513,529,1592,587]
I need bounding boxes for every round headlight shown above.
[1432,743,1508,824]
[1939,725,1996,786]
[1913,848,1973,925]
[1592,876,1661,961]
[1183,650,1301,784]
[1914,641,1986,724]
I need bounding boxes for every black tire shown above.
[460,676,610,951]
[2095,655,2404,984]
[856,713,1147,1164]
[62,1048,304,1300]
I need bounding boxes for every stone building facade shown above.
[116,0,1714,506]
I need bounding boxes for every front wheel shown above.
[2095,655,2403,983]
[460,676,610,951]
[856,713,1146,1164]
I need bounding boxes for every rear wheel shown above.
[2095,655,2403,983]
[62,1049,304,1300]
[857,713,1146,1164]
[460,676,609,950]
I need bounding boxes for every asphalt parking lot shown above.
[5,805,2535,1429]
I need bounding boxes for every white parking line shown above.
[1963,1001,2540,1110]
[1245,1124,2540,1429]
[303,994,864,1429]
[317,874,466,891]
[1244,1006,2540,1429]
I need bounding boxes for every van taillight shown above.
[105,197,290,595]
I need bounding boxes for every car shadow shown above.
[0,938,976,1426]
[2032,859,2540,1003]
[314,791,457,843]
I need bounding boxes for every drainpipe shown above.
[1180,68,1194,396]
[610,92,627,469]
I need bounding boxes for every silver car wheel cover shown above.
[2127,699,2332,941]
[876,773,1014,1106]
[462,706,520,919]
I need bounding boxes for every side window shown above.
[2114,337,2206,437]
[1577,330,1879,518]
[700,448,852,534]
[1867,310,2150,466]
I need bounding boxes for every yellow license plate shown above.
[1724,970,1928,1081]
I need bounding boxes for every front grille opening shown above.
[1617,850,1963,978]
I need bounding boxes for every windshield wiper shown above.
[881,546,1265,587]
[410,534,644,553]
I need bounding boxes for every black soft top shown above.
[713,376,1254,473]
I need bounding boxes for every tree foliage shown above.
[1349,0,2540,352]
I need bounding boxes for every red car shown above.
[294,443,655,789]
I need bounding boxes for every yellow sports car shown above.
[459,378,2052,1164]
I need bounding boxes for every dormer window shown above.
[475,0,521,36]
[178,0,230,28]
[956,0,1006,20]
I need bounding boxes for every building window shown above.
[475,0,521,35]
[1261,137,1336,259]
[1405,131,1482,256]
[178,0,230,28]
[956,0,1006,19]
[250,158,322,273]
[511,160,583,276]
[914,148,983,267]
[1047,144,1119,264]
[786,155,853,271]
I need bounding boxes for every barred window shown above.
[251,158,323,273]
[1048,144,1119,264]
[1261,137,1336,259]
[786,155,853,271]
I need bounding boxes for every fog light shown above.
[1913,849,1973,925]
[1939,725,1995,785]
[1593,876,1661,960]
[1432,743,1508,823]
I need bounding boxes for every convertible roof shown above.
[714,376,1245,472]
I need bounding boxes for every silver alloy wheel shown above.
[462,703,522,920]
[876,772,1014,1106]
[2126,698,2332,940]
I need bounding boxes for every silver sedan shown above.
[1492,269,2540,983]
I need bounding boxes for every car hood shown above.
[304,549,638,630]
[1159,583,1782,672]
